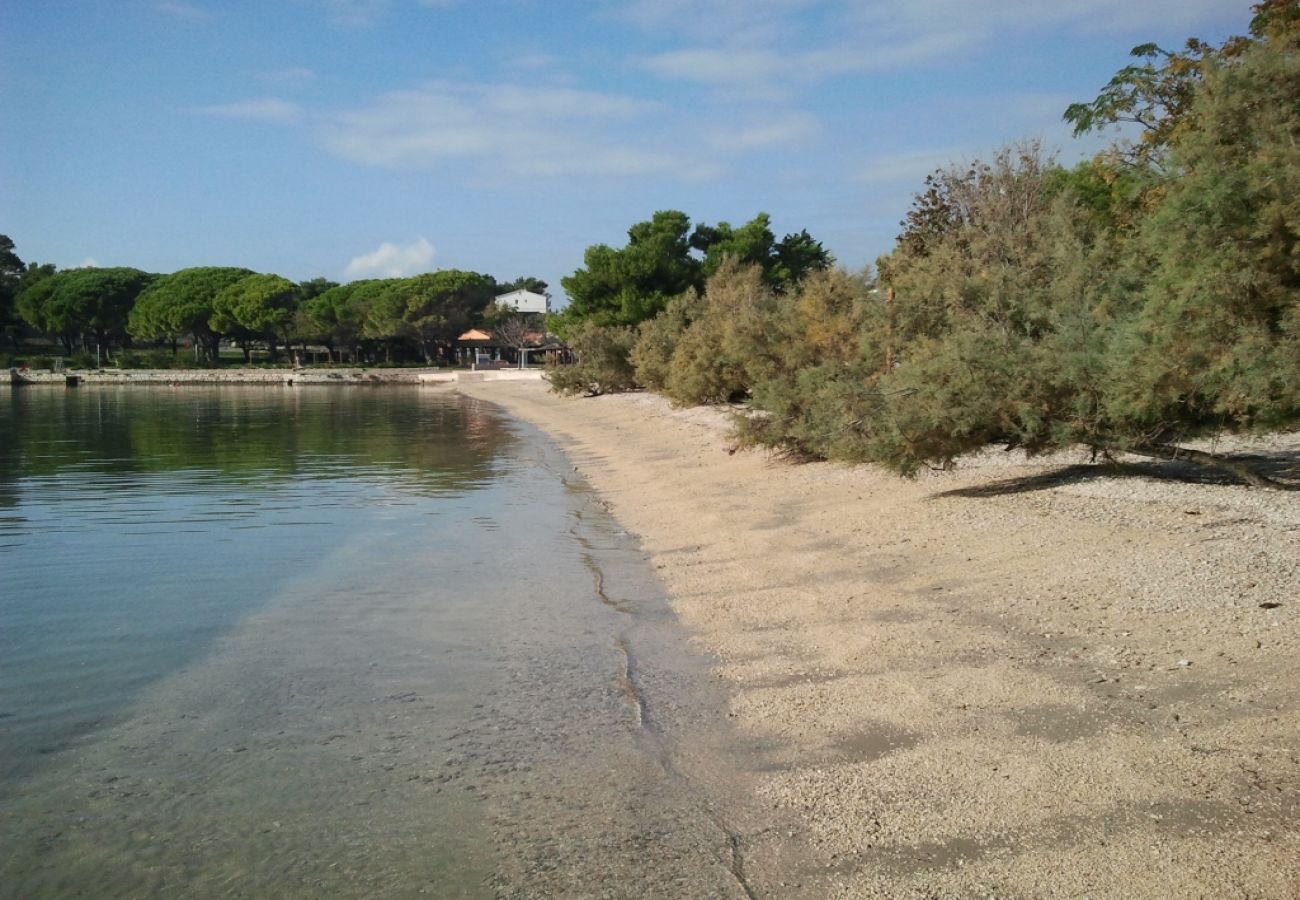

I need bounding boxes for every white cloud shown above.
[320,0,389,26]
[155,1,209,21]
[706,111,821,151]
[639,35,966,92]
[320,81,701,179]
[79,257,101,268]
[856,147,970,185]
[259,67,317,88]
[626,0,1236,96]
[194,97,301,123]
[506,53,561,71]
[344,237,437,278]
[844,0,1238,38]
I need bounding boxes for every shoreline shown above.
[3,367,544,386]
[455,380,1300,898]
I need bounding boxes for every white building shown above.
[494,289,549,315]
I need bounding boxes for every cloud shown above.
[320,0,389,26]
[259,67,317,88]
[505,52,562,72]
[638,34,965,93]
[155,1,209,21]
[344,237,437,278]
[614,0,822,41]
[625,0,1237,96]
[706,111,821,151]
[856,147,967,185]
[320,81,703,179]
[194,97,301,123]
[843,0,1238,38]
[79,257,101,268]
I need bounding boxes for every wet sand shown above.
[456,380,1300,899]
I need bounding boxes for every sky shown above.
[2,0,1248,302]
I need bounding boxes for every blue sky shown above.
[2,0,1246,300]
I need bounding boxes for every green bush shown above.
[630,289,699,391]
[545,322,638,396]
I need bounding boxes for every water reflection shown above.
[0,386,514,783]
[0,385,513,505]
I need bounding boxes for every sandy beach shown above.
[457,380,1300,899]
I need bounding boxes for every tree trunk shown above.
[1130,443,1287,490]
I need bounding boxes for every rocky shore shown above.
[455,380,1299,899]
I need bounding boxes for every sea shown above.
[0,385,762,898]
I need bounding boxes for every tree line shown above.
[0,245,549,366]
[547,2,1299,487]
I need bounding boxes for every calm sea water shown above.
[0,386,765,898]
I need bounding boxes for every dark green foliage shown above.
[554,210,831,336]
[17,266,157,354]
[556,211,699,333]
[0,235,24,339]
[544,322,638,396]
[388,270,498,363]
[129,267,254,360]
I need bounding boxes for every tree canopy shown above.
[554,210,831,335]
[128,267,255,359]
[17,266,157,352]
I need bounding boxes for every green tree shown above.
[389,270,498,363]
[128,267,254,362]
[1098,6,1300,482]
[304,280,377,363]
[556,210,831,336]
[0,235,24,343]
[556,210,699,333]
[211,273,298,362]
[859,144,1135,473]
[16,266,156,357]
[693,214,833,288]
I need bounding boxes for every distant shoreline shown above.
[4,367,545,386]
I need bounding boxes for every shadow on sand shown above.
[932,447,1300,498]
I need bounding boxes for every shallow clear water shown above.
[0,386,769,898]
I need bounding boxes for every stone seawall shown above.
[4,368,545,386]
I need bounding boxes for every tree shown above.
[859,144,1135,473]
[0,235,29,346]
[498,275,549,296]
[128,267,254,362]
[1097,6,1300,483]
[16,266,156,356]
[544,322,638,396]
[556,210,831,336]
[556,210,699,334]
[693,214,834,288]
[210,273,298,362]
[389,270,498,364]
[492,315,537,368]
[771,230,834,288]
[1063,39,1219,171]
[304,280,378,362]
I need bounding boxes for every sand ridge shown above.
[456,381,1299,899]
